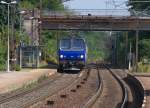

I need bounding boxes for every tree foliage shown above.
[139,39,150,60]
[19,0,64,10]
[128,0,150,10]
[83,32,110,62]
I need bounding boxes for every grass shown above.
[38,61,48,68]
[138,62,150,73]
[21,75,49,90]
[0,64,6,72]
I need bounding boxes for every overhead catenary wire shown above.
[106,0,150,9]
[110,0,150,3]
[106,0,128,9]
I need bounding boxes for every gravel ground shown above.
[0,73,80,108]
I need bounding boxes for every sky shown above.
[63,0,128,9]
[63,0,130,16]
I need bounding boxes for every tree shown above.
[19,0,64,10]
[127,0,150,64]
[139,39,150,60]
[128,0,150,10]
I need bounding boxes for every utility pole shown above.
[125,31,128,68]
[32,9,34,45]
[135,30,139,72]
[11,3,16,71]
[19,13,22,69]
[39,0,42,46]
[115,32,119,66]
[133,9,139,72]
[19,11,26,69]
[128,42,132,70]
[7,3,10,72]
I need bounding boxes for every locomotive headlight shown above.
[60,55,63,58]
[80,55,84,59]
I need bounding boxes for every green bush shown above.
[138,62,150,72]
[46,57,57,64]
[0,42,6,71]
[0,64,5,71]
[139,39,150,60]
[15,65,21,71]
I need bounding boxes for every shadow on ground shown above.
[41,64,80,74]
[40,62,58,69]
[145,89,150,96]
[61,70,80,74]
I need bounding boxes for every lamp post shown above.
[0,1,17,72]
[19,10,26,69]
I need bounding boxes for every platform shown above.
[0,69,55,94]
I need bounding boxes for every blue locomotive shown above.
[57,37,87,72]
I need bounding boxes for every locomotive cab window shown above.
[72,39,85,50]
[60,39,71,50]
[60,38,85,50]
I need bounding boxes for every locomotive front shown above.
[57,38,87,72]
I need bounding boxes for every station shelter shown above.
[18,45,40,68]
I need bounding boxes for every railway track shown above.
[28,66,102,108]
[0,73,61,104]
[0,71,81,108]
[90,64,144,108]
[0,64,144,108]
[91,64,125,108]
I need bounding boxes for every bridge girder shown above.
[41,16,150,31]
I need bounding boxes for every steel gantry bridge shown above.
[40,9,150,31]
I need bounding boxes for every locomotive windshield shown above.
[60,38,85,50]
[60,39,70,49]
[72,39,85,49]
